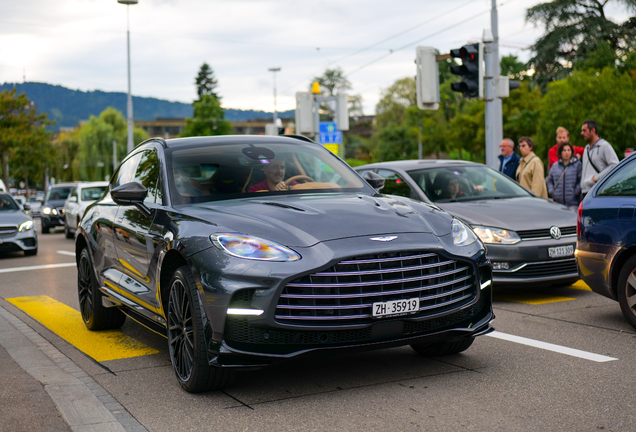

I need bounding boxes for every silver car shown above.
[0,193,38,256]
[356,160,578,286]
[63,181,108,239]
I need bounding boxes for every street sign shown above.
[319,122,343,144]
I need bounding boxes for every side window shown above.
[112,153,141,189]
[597,158,636,196]
[134,150,160,205]
[70,188,78,199]
[377,169,414,199]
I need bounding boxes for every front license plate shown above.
[548,245,574,258]
[373,297,420,318]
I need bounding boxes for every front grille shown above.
[225,297,485,353]
[0,226,17,238]
[0,243,22,253]
[275,251,477,326]
[517,226,576,240]
[496,258,578,279]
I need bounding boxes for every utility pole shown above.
[484,0,502,169]
[268,67,281,124]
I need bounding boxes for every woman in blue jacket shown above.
[546,141,582,209]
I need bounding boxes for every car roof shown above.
[161,135,319,149]
[355,160,482,171]
[49,182,79,188]
[77,181,109,188]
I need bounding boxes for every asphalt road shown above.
[1,223,636,431]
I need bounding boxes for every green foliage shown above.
[77,107,148,181]
[536,67,636,159]
[195,62,220,101]
[0,89,52,189]
[180,95,232,137]
[502,82,542,145]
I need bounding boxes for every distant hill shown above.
[0,82,294,131]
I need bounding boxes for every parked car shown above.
[41,183,77,233]
[0,179,6,192]
[76,136,494,392]
[576,152,636,329]
[0,193,38,256]
[27,195,44,217]
[355,160,579,286]
[63,182,108,239]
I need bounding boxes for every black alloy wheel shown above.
[167,266,234,392]
[77,248,126,330]
[411,337,475,356]
[617,255,636,330]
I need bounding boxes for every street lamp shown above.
[118,0,138,154]
[268,67,281,124]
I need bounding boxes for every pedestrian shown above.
[516,136,548,199]
[498,138,520,180]
[548,126,584,169]
[580,119,619,199]
[546,141,582,209]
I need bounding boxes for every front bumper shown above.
[188,233,494,367]
[487,235,579,285]
[0,227,38,253]
[41,212,65,227]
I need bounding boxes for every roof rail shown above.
[282,134,316,144]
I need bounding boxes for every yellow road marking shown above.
[569,280,592,291]
[494,293,576,305]
[7,295,159,362]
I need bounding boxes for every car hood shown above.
[436,197,577,230]
[0,210,31,225]
[181,193,451,247]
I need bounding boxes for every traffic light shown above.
[450,42,484,99]
[416,46,440,110]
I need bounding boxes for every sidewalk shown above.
[0,303,147,432]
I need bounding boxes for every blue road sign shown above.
[319,122,343,144]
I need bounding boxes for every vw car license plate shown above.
[548,245,574,258]
[373,298,420,318]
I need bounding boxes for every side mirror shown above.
[111,182,151,217]
[22,204,31,211]
[68,196,77,203]
[362,171,386,192]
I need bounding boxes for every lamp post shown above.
[118,0,138,154]
[268,67,281,124]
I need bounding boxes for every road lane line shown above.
[486,331,617,362]
[569,280,592,291]
[57,250,76,257]
[7,295,159,362]
[0,263,76,274]
[494,293,576,305]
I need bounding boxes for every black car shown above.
[76,136,494,392]
[577,152,636,329]
[41,183,77,233]
[355,160,579,286]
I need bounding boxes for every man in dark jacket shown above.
[498,138,520,180]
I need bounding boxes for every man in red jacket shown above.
[548,126,584,168]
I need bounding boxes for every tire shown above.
[24,248,38,256]
[617,255,636,330]
[167,266,234,393]
[411,337,475,357]
[64,223,73,239]
[41,223,50,234]
[77,248,126,330]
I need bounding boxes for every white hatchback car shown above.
[63,182,108,239]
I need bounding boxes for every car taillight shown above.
[577,201,583,236]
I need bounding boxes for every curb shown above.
[0,304,147,432]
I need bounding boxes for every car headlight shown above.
[52,208,58,215]
[18,220,34,232]
[472,226,521,245]
[42,207,51,215]
[452,218,478,246]
[211,234,301,262]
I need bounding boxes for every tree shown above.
[0,89,52,191]
[195,62,220,101]
[311,68,364,118]
[180,95,232,137]
[526,0,636,89]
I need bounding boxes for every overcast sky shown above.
[0,0,631,115]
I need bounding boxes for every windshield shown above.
[81,186,107,201]
[46,187,72,202]
[0,194,19,211]
[406,165,531,203]
[167,141,369,204]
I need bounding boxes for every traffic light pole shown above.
[484,0,502,170]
